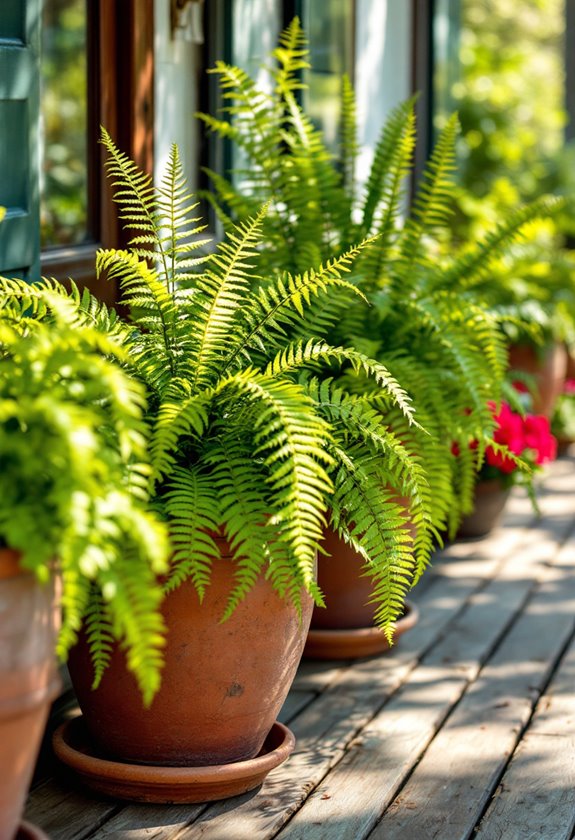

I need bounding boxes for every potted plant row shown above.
[196,18,554,652]
[1,130,440,807]
[4,20,562,823]
[456,397,557,538]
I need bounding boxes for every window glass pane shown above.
[230,0,282,184]
[232,0,282,86]
[302,0,354,153]
[41,0,88,247]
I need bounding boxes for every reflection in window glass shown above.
[41,0,88,247]
[232,0,281,88]
[302,0,354,153]
[230,0,282,183]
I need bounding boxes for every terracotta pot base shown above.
[53,715,295,804]
[16,822,50,840]
[303,600,419,660]
[457,480,511,539]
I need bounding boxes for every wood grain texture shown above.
[371,532,575,840]
[476,543,575,840]
[274,505,575,840]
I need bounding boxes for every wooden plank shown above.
[475,630,575,839]
[270,508,575,840]
[80,804,207,839]
[279,690,316,724]
[370,533,575,840]
[171,485,575,839]
[24,778,120,840]
[292,660,346,692]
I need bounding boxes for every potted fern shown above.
[0,285,167,840]
[196,19,549,650]
[43,129,439,803]
[456,398,557,537]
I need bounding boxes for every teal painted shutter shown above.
[0,0,41,280]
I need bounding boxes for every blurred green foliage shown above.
[440,0,575,347]
[454,0,566,207]
[41,0,88,247]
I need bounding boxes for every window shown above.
[41,0,88,248]
[40,0,155,300]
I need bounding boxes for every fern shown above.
[62,129,451,636]
[0,283,169,703]
[196,18,551,561]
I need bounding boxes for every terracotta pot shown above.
[508,342,567,418]
[304,600,419,660]
[312,506,416,631]
[67,541,313,768]
[304,521,418,660]
[311,529,382,630]
[0,549,60,840]
[457,479,511,539]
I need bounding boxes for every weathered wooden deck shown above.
[25,451,575,839]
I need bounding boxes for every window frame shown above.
[40,0,154,302]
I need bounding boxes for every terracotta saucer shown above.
[52,715,295,804]
[16,821,50,840]
[304,599,419,660]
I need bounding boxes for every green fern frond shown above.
[96,249,176,364]
[399,113,459,271]
[100,126,157,236]
[434,195,564,293]
[271,15,309,99]
[340,74,359,207]
[328,447,417,638]
[151,385,211,480]
[188,206,269,390]
[359,96,417,238]
[82,586,115,692]
[163,466,222,597]
[212,370,333,588]
[225,243,370,370]
[99,548,166,707]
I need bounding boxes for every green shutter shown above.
[0,0,41,280]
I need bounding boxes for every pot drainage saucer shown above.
[53,715,295,804]
[304,599,419,660]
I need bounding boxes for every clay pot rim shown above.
[16,821,51,840]
[304,599,419,660]
[53,715,295,788]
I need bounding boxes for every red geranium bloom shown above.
[484,401,525,473]
[491,402,525,455]
[523,414,557,464]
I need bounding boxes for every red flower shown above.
[512,380,529,394]
[491,402,525,455]
[485,444,518,473]
[564,378,575,395]
[523,414,557,464]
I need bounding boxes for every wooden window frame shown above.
[40,0,154,303]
